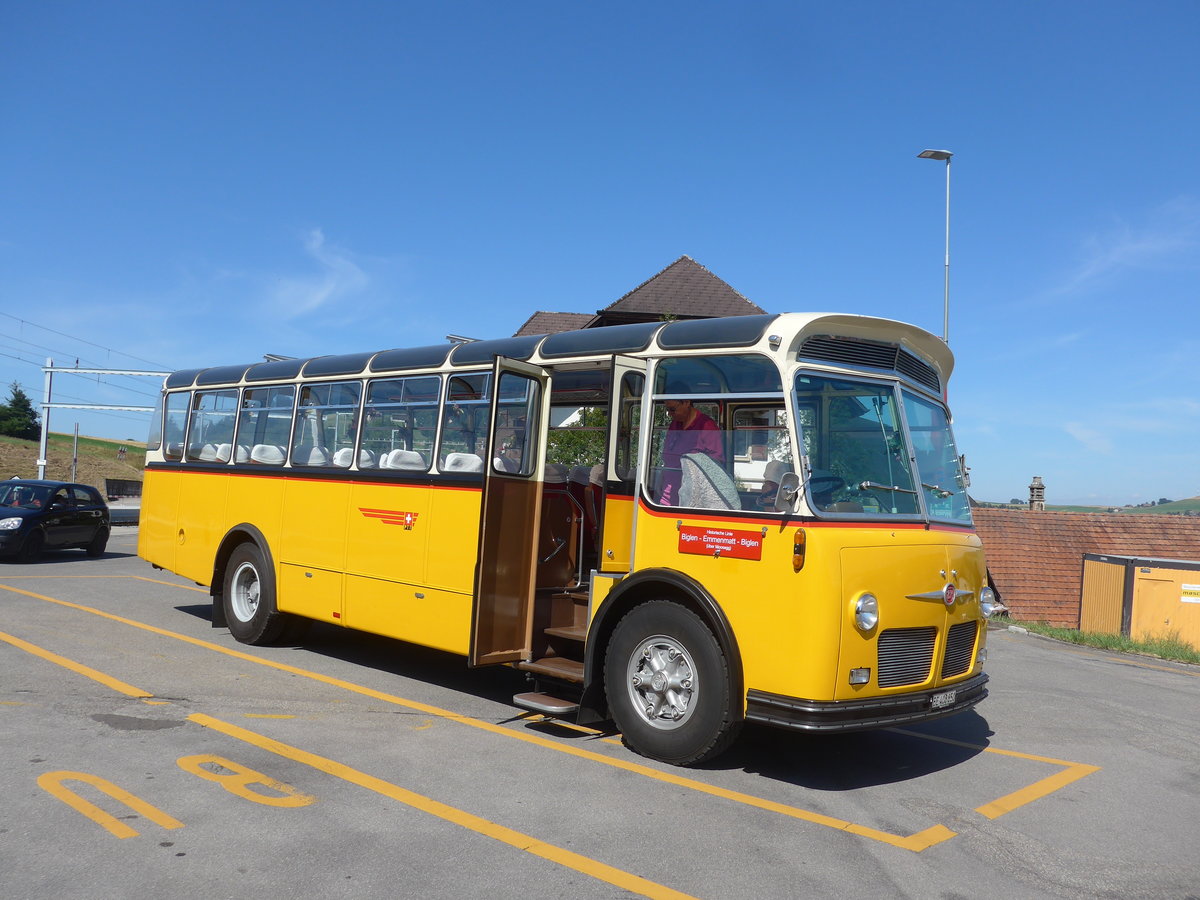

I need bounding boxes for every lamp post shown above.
[918,149,953,343]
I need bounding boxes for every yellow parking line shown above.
[3,626,693,897]
[890,728,1101,819]
[189,713,697,900]
[0,574,208,592]
[4,582,954,851]
[0,629,151,698]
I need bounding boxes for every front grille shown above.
[877,626,936,687]
[941,621,978,678]
[799,336,942,393]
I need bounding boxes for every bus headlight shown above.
[0,517,22,530]
[854,593,879,632]
[980,586,997,619]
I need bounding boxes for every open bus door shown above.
[469,357,552,667]
[598,355,646,574]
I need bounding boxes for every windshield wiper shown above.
[858,481,917,495]
[921,482,955,499]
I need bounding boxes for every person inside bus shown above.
[756,460,792,509]
[658,386,723,506]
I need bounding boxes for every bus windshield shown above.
[794,372,972,523]
[794,373,919,517]
[903,389,972,524]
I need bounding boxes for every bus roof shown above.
[163,311,953,393]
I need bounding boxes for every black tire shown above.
[604,600,742,766]
[221,542,287,645]
[19,530,44,563]
[85,528,109,558]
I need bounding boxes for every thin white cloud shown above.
[1049,196,1200,298]
[1062,422,1113,454]
[271,229,368,318]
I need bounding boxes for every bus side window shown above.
[291,381,361,468]
[438,374,490,471]
[163,392,190,461]
[185,390,238,463]
[364,375,440,472]
[236,386,295,466]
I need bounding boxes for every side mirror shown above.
[774,471,802,511]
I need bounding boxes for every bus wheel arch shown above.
[212,526,286,645]
[586,570,744,765]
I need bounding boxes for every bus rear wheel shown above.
[222,542,286,645]
[604,600,741,766]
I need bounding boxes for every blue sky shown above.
[2,1,1197,506]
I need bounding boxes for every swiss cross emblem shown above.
[360,508,420,530]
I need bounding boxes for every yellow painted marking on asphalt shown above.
[0,629,152,698]
[525,714,626,746]
[37,770,184,839]
[890,728,1101,819]
[177,754,315,807]
[189,713,696,900]
[6,583,954,851]
[973,762,1101,819]
[141,699,172,705]
[0,574,208,592]
[131,575,209,592]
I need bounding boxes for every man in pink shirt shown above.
[659,397,723,505]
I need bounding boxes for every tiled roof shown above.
[600,255,765,322]
[973,509,1200,627]
[512,311,596,337]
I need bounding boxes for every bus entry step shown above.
[513,692,580,716]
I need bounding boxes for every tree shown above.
[547,406,608,468]
[0,382,40,440]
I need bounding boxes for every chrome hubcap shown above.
[230,561,260,622]
[624,635,697,731]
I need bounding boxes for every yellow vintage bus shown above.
[139,312,994,765]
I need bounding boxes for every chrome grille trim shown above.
[877,626,936,687]
[941,621,978,678]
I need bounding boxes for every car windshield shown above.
[0,483,50,509]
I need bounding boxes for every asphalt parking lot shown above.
[3,527,1199,900]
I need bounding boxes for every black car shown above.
[0,479,110,562]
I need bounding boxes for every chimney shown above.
[1028,476,1045,511]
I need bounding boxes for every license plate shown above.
[930,689,957,709]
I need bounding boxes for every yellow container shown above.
[1080,554,1200,648]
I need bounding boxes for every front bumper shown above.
[0,532,26,556]
[745,672,988,733]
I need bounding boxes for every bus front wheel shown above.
[222,542,286,645]
[604,600,741,766]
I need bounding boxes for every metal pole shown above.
[943,155,952,344]
[72,424,79,482]
[38,358,53,479]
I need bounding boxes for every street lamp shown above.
[918,149,953,342]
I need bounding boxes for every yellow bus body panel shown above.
[599,495,636,573]
[137,468,179,573]
[632,507,986,707]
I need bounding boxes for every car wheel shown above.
[19,531,44,563]
[85,528,109,558]
[221,541,287,645]
[604,600,742,766]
